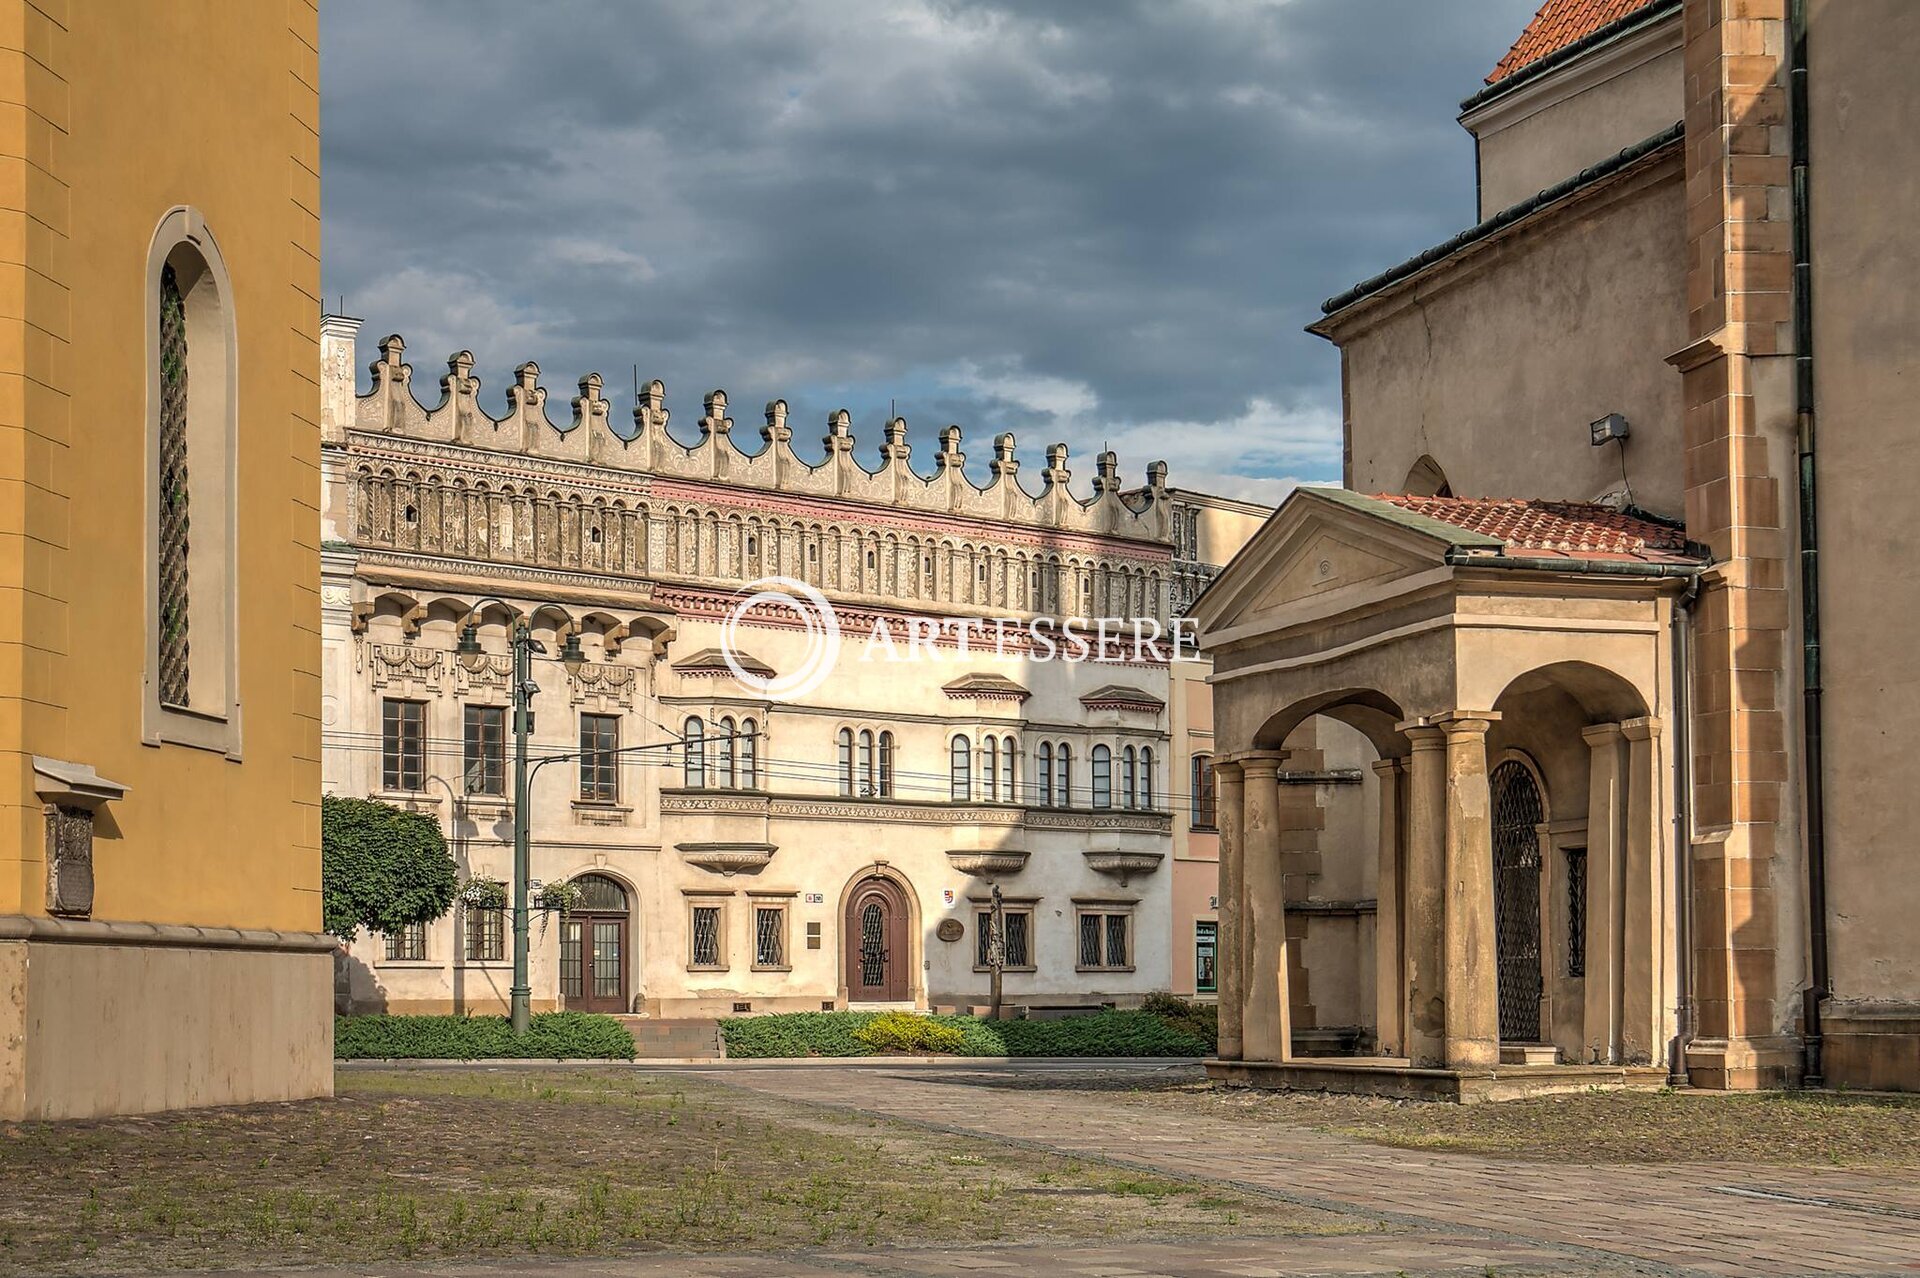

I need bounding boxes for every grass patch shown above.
[0,1069,1356,1275]
[333,1012,637,1060]
[721,1010,1209,1059]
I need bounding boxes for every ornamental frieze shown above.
[366,642,444,694]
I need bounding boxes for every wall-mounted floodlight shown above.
[1590,412,1630,446]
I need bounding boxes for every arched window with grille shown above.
[878,731,895,797]
[1122,746,1137,809]
[1057,743,1073,807]
[1037,742,1054,806]
[1140,747,1155,811]
[837,727,855,795]
[983,737,999,800]
[683,716,706,788]
[950,736,971,802]
[740,718,758,789]
[1092,745,1112,808]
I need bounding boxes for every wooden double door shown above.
[560,873,630,1013]
[844,876,909,1002]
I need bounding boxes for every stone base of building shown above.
[1204,1057,1670,1103]
[1820,1004,1920,1093]
[1684,1035,1803,1091]
[0,917,336,1120]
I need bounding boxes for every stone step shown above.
[1499,1043,1560,1066]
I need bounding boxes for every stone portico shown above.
[1197,489,1698,1099]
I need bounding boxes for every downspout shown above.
[1789,0,1830,1088]
[1669,581,1696,1085]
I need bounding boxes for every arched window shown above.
[684,716,706,787]
[719,716,738,788]
[983,737,999,801]
[878,731,895,797]
[1057,743,1073,807]
[1038,742,1054,806]
[1122,746,1137,809]
[1001,736,1016,802]
[740,718,758,789]
[1092,745,1112,809]
[1191,753,1216,828]
[951,736,971,802]
[837,727,854,796]
[145,208,238,752]
[1141,747,1155,811]
[858,729,876,796]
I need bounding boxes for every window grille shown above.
[463,705,506,795]
[157,261,191,707]
[1566,847,1588,979]
[382,699,425,791]
[1078,911,1130,970]
[581,713,620,801]
[691,905,722,967]
[754,906,785,968]
[977,910,1031,968]
[1078,912,1101,968]
[464,906,504,962]
[384,920,426,962]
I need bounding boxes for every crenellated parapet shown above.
[337,329,1171,545]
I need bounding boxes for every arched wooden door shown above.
[560,873,630,1014]
[844,876,909,1003]
[1490,761,1545,1043]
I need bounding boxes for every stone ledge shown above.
[0,915,339,954]
[1205,1057,1669,1104]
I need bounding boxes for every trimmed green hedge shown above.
[334,1013,637,1060]
[720,1009,1209,1059]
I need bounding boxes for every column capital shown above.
[1369,757,1405,779]
[1239,751,1288,780]
[1214,757,1245,782]
[1581,721,1625,747]
[1620,716,1661,742]
[1400,723,1448,751]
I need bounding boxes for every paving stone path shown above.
[701,1062,1920,1277]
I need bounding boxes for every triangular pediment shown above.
[1193,488,1491,640]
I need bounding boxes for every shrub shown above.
[321,795,457,941]
[853,1011,967,1054]
[720,1009,1208,1059]
[1140,991,1219,1051]
[334,1012,637,1060]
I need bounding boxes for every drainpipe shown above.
[1669,581,1697,1085]
[1788,0,1829,1089]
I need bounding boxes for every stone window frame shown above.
[142,207,242,757]
[969,894,1039,973]
[1072,896,1137,973]
[749,890,797,972]
[579,711,621,802]
[685,891,731,972]
[381,697,426,793]
[462,703,507,797]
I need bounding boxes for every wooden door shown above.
[844,877,908,1002]
[561,874,630,1014]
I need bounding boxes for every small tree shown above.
[321,795,458,941]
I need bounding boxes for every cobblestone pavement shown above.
[692,1062,1920,1277]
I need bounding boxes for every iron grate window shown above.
[157,261,191,708]
[382,699,425,792]
[691,905,722,967]
[1079,911,1130,970]
[465,906,504,962]
[384,921,426,962]
[463,705,506,796]
[976,909,1031,969]
[1566,847,1588,979]
[754,906,786,968]
[580,713,620,802]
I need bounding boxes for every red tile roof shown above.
[1488,0,1661,83]
[1374,494,1700,563]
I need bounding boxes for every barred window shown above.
[384,920,427,962]
[581,713,620,802]
[1191,754,1217,829]
[1077,910,1131,970]
[464,906,504,962]
[157,262,191,707]
[463,705,505,796]
[1567,847,1588,979]
[381,699,425,792]
[753,905,787,969]
[690,904,724,968]
[975,908,1032,969]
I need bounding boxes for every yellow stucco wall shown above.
[0,1,321,932]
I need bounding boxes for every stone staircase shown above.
[618,1016,724,1060]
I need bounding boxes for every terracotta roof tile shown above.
[1373,494,1700,563]
[1488,0,1660,83]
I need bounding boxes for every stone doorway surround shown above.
[1191,488,1702,1097]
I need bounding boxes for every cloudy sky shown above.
[320,0,1540,502]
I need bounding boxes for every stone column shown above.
[1621,717,1664,1066]
[1401,725,1448,1067]
[1240,754,1290,1063]
[1442,714,1499,1069]
[1372,757,1406,1058]
[1581,722,1625,1064]
[1214,759,1246,1061]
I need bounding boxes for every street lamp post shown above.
[457,603,582,1036]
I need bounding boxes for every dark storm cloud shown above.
[321,0,1540,500]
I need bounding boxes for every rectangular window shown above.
[382,699,425,792]
[384,920,427,962]
[975,908,1033,970]
[1566,847,1588,979]
[753,904,788,969]
[560,919,583,997]
[690,903,725,969]
[1190,755,1217,829]
[580,713,620,802]
[1077,910,1132,971]
[464,906,504,962]
[463,705,506,796]
[1195,920,1218,994]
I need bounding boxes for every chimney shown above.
[319,313,362,446]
